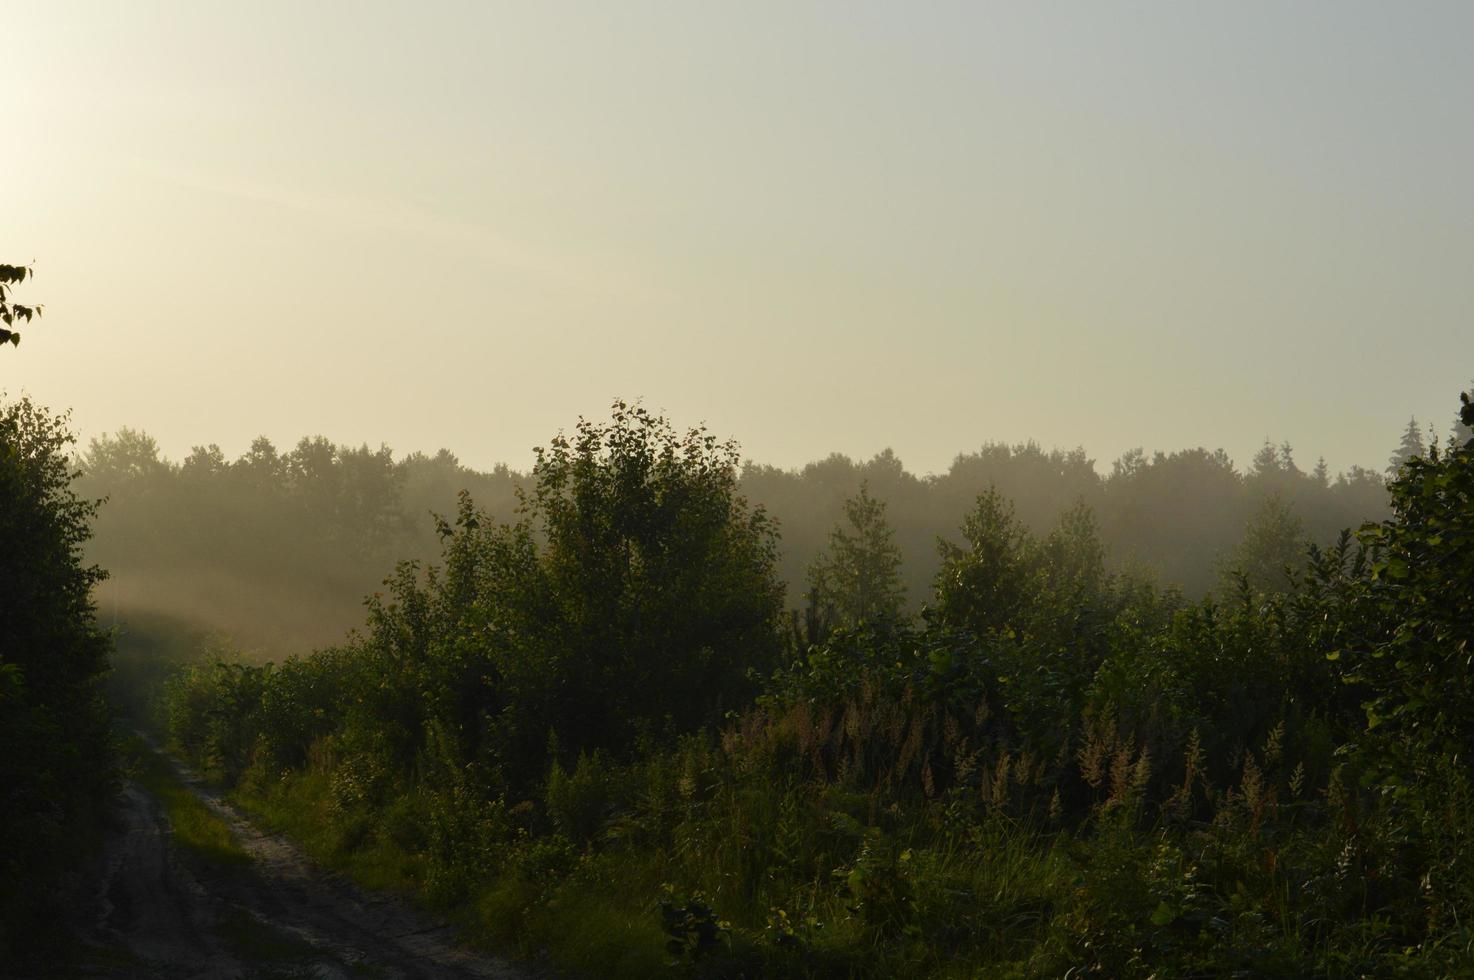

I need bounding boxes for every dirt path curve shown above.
[67,752,535,980]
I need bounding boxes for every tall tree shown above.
[934,488,1032,637]
[1388,416,1425,478]
[1344,390,1474,779]
[807,482,907,626]
[0,397,114,955]
[520,400,784,752]
[1220,491,1308,596]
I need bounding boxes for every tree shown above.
[1249,439,1284,478]
[1343,391,1474,781]
[1452,381,1474,450]
[1219,491,1308,596]
[936,492,1120,646]
[84,427,168,484]
[1387,416,1425,478]
[807,482,906,626]
[526,401,784,744]
[0,397,114,955]
[0,263,41,348]
[935,487,1031,637]
[376,401,787,782]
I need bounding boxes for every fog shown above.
[78,419,1407,656]
[9,4,1474,974]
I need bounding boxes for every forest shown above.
[80,416,1394,654]
[8,367,1474,976]
[10,5,1474,976]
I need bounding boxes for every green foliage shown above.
[82,423,1390,659]
[145,391,1474,979]
[0,262,41,347]
[166,656,271,785]
[1218,491,1308,596]
[1451,381,1474,449]
[935,488,1032,636]
[807,482,907,626]
[1339,395,1474,782]
[928,494,1136,749]
[0,395,114,958]
[1388,416,1426,478]
[525,400,784,742]
[659,886,730,962]
[546,750,618,844]
[124,735,251,868]
[936,493,1116,652]
[165,402,785,793]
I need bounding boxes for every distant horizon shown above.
[10,2,1472,488]
[54,395,1439,483]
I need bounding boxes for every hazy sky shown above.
[7,2,1472,477]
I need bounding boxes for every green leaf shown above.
[1150,901,1178,926]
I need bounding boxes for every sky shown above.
[5,2,1472,478]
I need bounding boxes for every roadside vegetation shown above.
[152,395,1474,977]
[0,393,116,960]
[120,733,251,869]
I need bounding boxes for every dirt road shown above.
[56,758,534,979]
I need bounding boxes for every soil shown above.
[28,754,535,980]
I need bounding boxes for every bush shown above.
[546,750,618,845]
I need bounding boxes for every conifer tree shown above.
[1387,417,1425,478]
[807,482,906,626]
[1220,491,1308,595]
[1250,439,1281,477]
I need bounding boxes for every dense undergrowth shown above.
[156,398,1474,978]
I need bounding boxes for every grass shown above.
[121,733,252,868]
[472,849,672,977]
[229,770,426,894]
[122,738,395,978]
[225,768,674,977]
[213,756,1081,979]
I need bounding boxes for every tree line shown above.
[79,415,1419,655]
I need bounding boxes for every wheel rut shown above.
[56,748,534,980]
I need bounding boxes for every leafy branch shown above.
[1,264,42,348]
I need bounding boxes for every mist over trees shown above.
[145,392,1474,977]
[806,482,907,627]
[78,420,1390,655]
[79,430,523,650]
[8,359,1468,974]
[7,1,1469,969]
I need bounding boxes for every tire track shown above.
[64,747,535,980]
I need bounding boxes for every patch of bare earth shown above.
[63,760,533,980]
